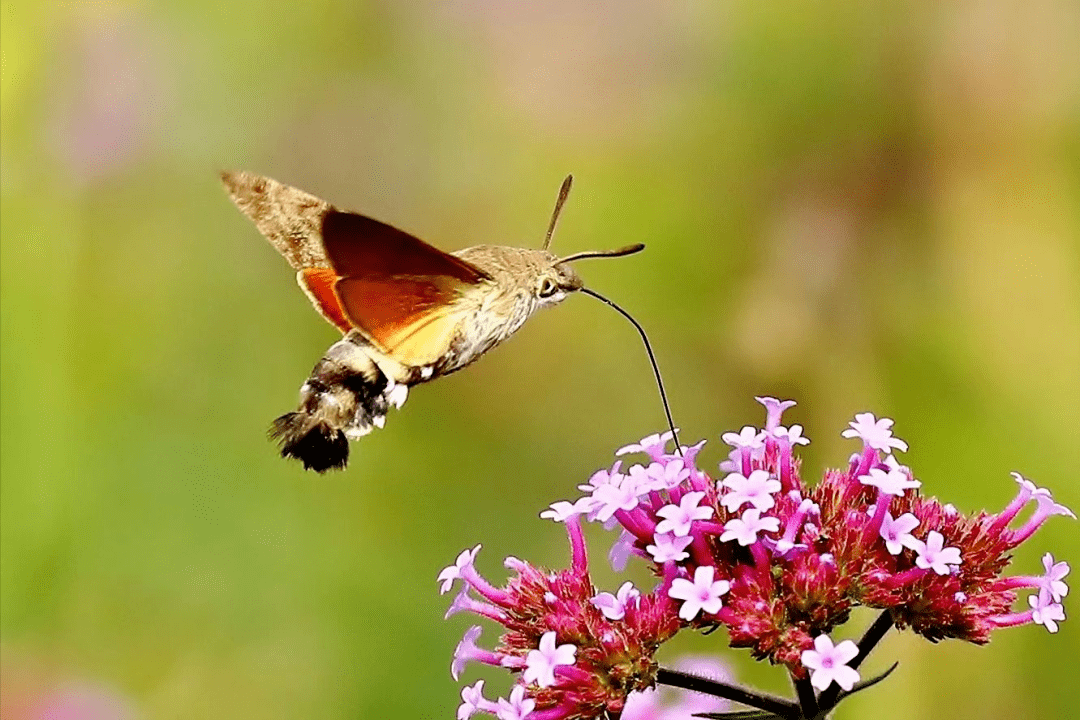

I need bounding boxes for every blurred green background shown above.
[2,2,1078,719]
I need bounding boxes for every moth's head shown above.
[535,256,584,307]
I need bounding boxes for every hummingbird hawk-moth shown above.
[221,171,669,472]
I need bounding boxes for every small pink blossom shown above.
[540,501,585,523]
[755,396,797,431]
[458,680,496,720]
[1010,489,1077,544]
[720,470,781,512]
[1040,553,1070,603]
[496,685,536,720]
[579,462,623,493]
[1029,594,1066,633]
[912,531,963,575]
[720,509,780,546]
[722,426,764,450]
[645,459,691,491]
[608,530,636,571]
[656,492,713,537]
[439,545,482,594]
[647,532,694,563]
[773,424,810,446]
[801,635,860,691]
[879,512,921,555]
[859,467,920,497]
[616,430,678,459]
[591,581,641,620]
[718,448,741,474]
[669,566,730,621]
[1012,471,1052,498]
[523,631,578,688]
[453,625,501,680]
[842,412,908,453]
[593,478,642,522]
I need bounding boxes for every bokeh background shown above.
[2,2,1078,719]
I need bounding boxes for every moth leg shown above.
[342,343,413,438]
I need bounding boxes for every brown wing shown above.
[320,209,491,364]
[220,171,332,270]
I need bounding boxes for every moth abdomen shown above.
[269,411,350,472]
[270,334,411,471]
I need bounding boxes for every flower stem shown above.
[794,674,819,717]
[656,668,799,719]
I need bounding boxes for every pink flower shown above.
[878,512,921,555]
[773,424,810,446]
[842,412,908,453]
[1039,553,1070,603]
[439,545,482,594]
[720,508,780,546]
[655,492,713,537]
[644,459,691,491]
[453,626,505,680]
[721,426,764,450]
[801,635,860,691]
[579,462,622,493]
[442,400,1073,718]
[755,396,797,431]
[458,681,497,720]
[541,500,587,523]
[593,477,642,522]
[647,532,694,563]
[912,531,963,575]
[669,566,730,621]
[609,530,636,571]
[523,631,578,688]
[720,470,781,512]
[591,582,641,621]
[616,430,678,460]
[859,467,920,497]
[1028,594,1066,633]
[495,686,536,720]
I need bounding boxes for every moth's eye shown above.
[538,279,559,298]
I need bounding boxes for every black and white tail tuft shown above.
[269,334,409,472]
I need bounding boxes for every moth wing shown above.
[321,209,491,366]
[298,268,353,334]
[221,171,332,270]
[334,277,472,366]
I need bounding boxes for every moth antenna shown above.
[556,243,645,265]
[579,287,681,454]
[542,174,574,251]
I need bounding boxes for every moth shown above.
[221,171,672,472]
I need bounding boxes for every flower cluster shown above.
[439,519,680,720]
[441,397,1072,719]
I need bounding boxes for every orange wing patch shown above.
[298,268,353,334]
[319,208,490,364]
[333,276,466,365]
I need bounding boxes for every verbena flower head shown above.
[441,399,1072,719]
[440,514,680,719]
